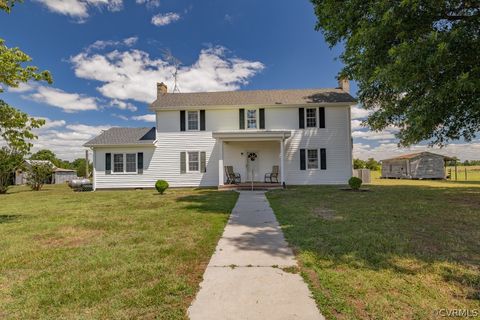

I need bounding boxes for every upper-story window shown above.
[187,111,199,130]
[247,109,257,129]
[306,108,317,128]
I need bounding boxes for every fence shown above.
[446,166,480,181]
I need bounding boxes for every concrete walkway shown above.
[188,191,324,320]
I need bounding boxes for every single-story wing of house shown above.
[84,79,357,190]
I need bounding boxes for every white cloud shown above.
[352,130,396,141]
[136,0,160,8]
[35,0,123,20]
[28,86,98,112]
[112,113,129,120]
[7,82,36,93]
[70,45,265,103]
[109,99,137,111]
[151,12,180,26]
[37,118,67,129]
[351,119,363,130]
[351,104,370,119]
[86,36,138,52]
[131,114,156,122]
[31,123,111,160]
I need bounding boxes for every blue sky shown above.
[1,0,478,160]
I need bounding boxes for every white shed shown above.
[381,152,454,179]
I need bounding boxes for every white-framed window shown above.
[247,109,257,129]
[188,151,200,172]
[307,149,319,169]
[126,153,137,173]
[187,111,199,131]
[113,153,137,174]
[113,154,124,173]
[306,108,317,128]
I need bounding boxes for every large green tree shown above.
[312,0,480,146]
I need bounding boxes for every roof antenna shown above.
[162,49,182,94]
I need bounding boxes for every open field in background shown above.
[370,166,480,182]
[0,185,238,319]
[267,179,480,319]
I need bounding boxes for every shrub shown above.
[348,176,362,191]
[155,180,169,194]
[27,162,53,191]
[0,147,24,194]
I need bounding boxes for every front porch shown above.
[212,130,291,189]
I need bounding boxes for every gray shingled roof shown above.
[83,127,156,147]
[150,88,356,109]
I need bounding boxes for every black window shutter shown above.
[200,151,206,173]
[300,149,306,170]
[299,108,305,129]
[137,152,144,174]
[320,148,327,170]
[200,110,206,131]
[105,153,111,174]
[259,108,265,129]
[180,152,186,174]
[319,107,325,128]
[239,109,245,129]
[180,111,186,131]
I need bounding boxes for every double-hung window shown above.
[113,154,124,173]
[188,152,199,172]
[247,109,257,129]
[307,149,319,169]
[187,111,199,131]
[113,153,137,173]
[306,108,317,128]
[126,154,137,173]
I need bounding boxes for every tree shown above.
[353,158,366,169]
[72,158,93,178]
[311,0,480,146]
[0,2,53,194]
[26,162,53,191]
[365,158,381,171]
[0,147,23,194]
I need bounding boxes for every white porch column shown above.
[218,140,224,186]
[280,139,285,185]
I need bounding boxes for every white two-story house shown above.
[84,79,356,190]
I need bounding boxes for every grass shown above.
[0,185,238,319]
[267,178,480,319]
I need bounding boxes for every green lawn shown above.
[267,179,480,319]
[0,185,238,319]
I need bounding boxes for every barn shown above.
[381,152,455,179]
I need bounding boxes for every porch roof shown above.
[212,130,291,141]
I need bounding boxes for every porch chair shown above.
[264,165,279,183]
[224,166,241,184]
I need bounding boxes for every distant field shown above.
[370,166,480,182]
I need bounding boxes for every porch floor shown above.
[219,182,282,191]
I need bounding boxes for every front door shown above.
[246,151,258,182]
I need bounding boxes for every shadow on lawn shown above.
[0,215,19,224]
[175,190,238,215]
[267,184,480,298]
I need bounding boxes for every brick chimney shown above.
[157,82,168,97]
[338,77,350,93]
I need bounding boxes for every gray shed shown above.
[15,160,78,185]
[381,152,454,179]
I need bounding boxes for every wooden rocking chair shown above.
[264,165,279,183]
[224,166,241,184]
